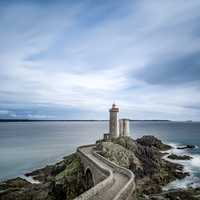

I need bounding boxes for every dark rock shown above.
[136,135,172,151]
[150,188,200,200]
[0,182,55,200]
[0,178,32,198]
[167,154,192,160]
[0,177,31,190]
[52,161,66,176]
[25,165,54,183]
[110,136,163,177]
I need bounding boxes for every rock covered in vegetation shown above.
[0,177,31,190]
[97,141,143,175]
[0,153,86,200]
[97,136,189,196]
[110,136,163,177]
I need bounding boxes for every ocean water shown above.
[0,121,200,189]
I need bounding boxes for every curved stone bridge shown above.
[74,144,136,200]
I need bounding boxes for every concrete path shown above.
[79,146,132,200]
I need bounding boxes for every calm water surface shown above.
[0,121,200,188]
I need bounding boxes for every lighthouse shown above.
[103,104,131,141]
[109,104,119,138]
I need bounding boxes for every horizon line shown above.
[0,119,198,122]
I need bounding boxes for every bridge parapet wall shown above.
[94,151,136,200]
[74,144,136,200]
[77,147,108,184]
[74,145,114,200]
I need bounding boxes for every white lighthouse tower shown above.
[103,104,131,141]
[109,104,119,138]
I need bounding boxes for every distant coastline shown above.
[0,119,172,122]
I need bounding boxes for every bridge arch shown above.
[85,167,95,190]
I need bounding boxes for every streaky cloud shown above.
[0,0,200,120]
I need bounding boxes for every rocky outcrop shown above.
[97,136,189,197]
[97,141,142,175]
[95,136,188,196]
[111,136,171,177]
[148,188,200,200]
[136,135,171,151]
[167,153,192,160]
[0,153,86,200]
[0,135,193,200]
[0,177,31,190]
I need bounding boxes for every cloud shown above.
[136,52,200,85]
[0,0,200,120]
[0,110,17,118]
[0,110,10,115]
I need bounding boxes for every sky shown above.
[0,0,200,120]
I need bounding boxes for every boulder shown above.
[136,136,172,151]
[167,154,192,160]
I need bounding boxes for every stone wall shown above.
[75,144,136,200]
[94,151,135,200]
[74,145,114,200]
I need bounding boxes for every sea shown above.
[0,121,200,190]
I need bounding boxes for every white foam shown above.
[162,142,200,190]
[167,142,180,148]
[20,175,40,184]
[191,155,200,168]
[163,174,200,191]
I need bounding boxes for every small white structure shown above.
[119,119,130,137]
[103,104,130,140]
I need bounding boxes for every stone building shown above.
[104,104,130,140]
